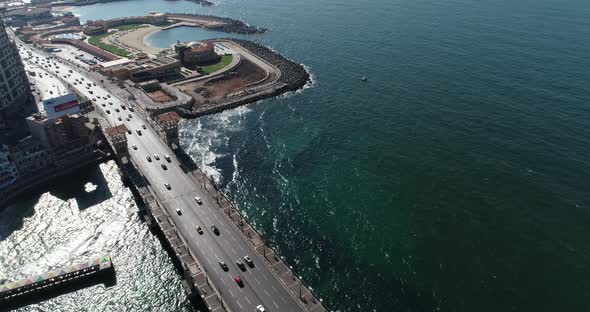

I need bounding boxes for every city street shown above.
[17,42,306,311]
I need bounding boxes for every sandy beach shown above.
[103,25,164,56]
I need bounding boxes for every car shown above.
[161,163,167,170]
[194,196,202,204]
[126,118,130,121]
[106,110,110,114]
[127,130,132,134]
[196,225,204,235]
[132,144,137,150]
[136,130,142,135]
[101,103,106,107]
[128,114,132,118]
[235,260,246,271]
[154,154,160,160]
[256,305,266,312]
[117,117,122,121]
[146,156,152,162]
[219,261,228,271]
[103,96,107,100]
[121,105,126,110]
[115,108,120,112]
[176,208,182,215]
[244,256,254,267]
[211,225,220,235]
[89,90,93,94]
[142,124,147,129]
[165,154,171,162]
[106,93,110,97]
[165,183,171,190]
[234,276,243,287]
[108,101,113,105]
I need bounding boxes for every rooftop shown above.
[157,111,181,123]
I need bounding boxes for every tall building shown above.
[0,21,36,123]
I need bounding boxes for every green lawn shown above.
[88,32,131,57]
[198,55,234,74]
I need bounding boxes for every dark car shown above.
[165,183,171,190]
[236,260,246,271]
[211,225,220,235]
[161,163,167,170]
[146,156,152,162]
[219,261,228,271]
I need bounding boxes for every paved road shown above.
[16,41,305,312]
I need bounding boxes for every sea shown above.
[2,0,590,311]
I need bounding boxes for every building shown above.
[25,113,99,152]
[175,41,218,65]
[61,16,81,27]
[82,21,107,35]
[5,7,52,27]
[83,13,168,35]
[156,111,180,146]
[0,21,37,123]
[0,144,18,189]
[104,124,128,155]
[98,56,181,82]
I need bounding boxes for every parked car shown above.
[196,225,204,235]
[219,261,228,271]
[165,154,171,162]
[132,144,137,150]
[176,208,182,215]
[161,163,167,170]
[154,154,160,160]
[234,276,243,287]
[194,197,202,205]
[165,183,171,190]
[146,156,152,162]
[211,225,220,235]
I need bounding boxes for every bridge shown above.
[16,38,329,311]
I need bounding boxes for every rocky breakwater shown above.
[231,39,310,92]
[166,13,267,34]
[176,39,310,118]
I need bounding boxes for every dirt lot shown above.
[176,59,271,107]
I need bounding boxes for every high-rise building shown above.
[0,21,36,122]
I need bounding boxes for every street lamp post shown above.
[299,276,303,299]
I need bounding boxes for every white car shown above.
[256,305,266,312]
[194,197,202,204]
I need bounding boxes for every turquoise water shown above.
[5,0,590,311]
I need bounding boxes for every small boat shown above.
[361,76,368,82]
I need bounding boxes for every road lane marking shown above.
[245,296,251,304]
[273,300,279,308]
[236,300,243,310]
[272,285,278,293]
[264,289,270,297]
[228,289,234,298]
[281,296,287,303]
[254,277,261,285]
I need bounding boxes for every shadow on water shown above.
[47,164,113,211]
[0,268,117,312]
[0,164,111,241]
[0,196,40,241]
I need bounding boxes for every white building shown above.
[0,144,19,189]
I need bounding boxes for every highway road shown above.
[17,42,305,312]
